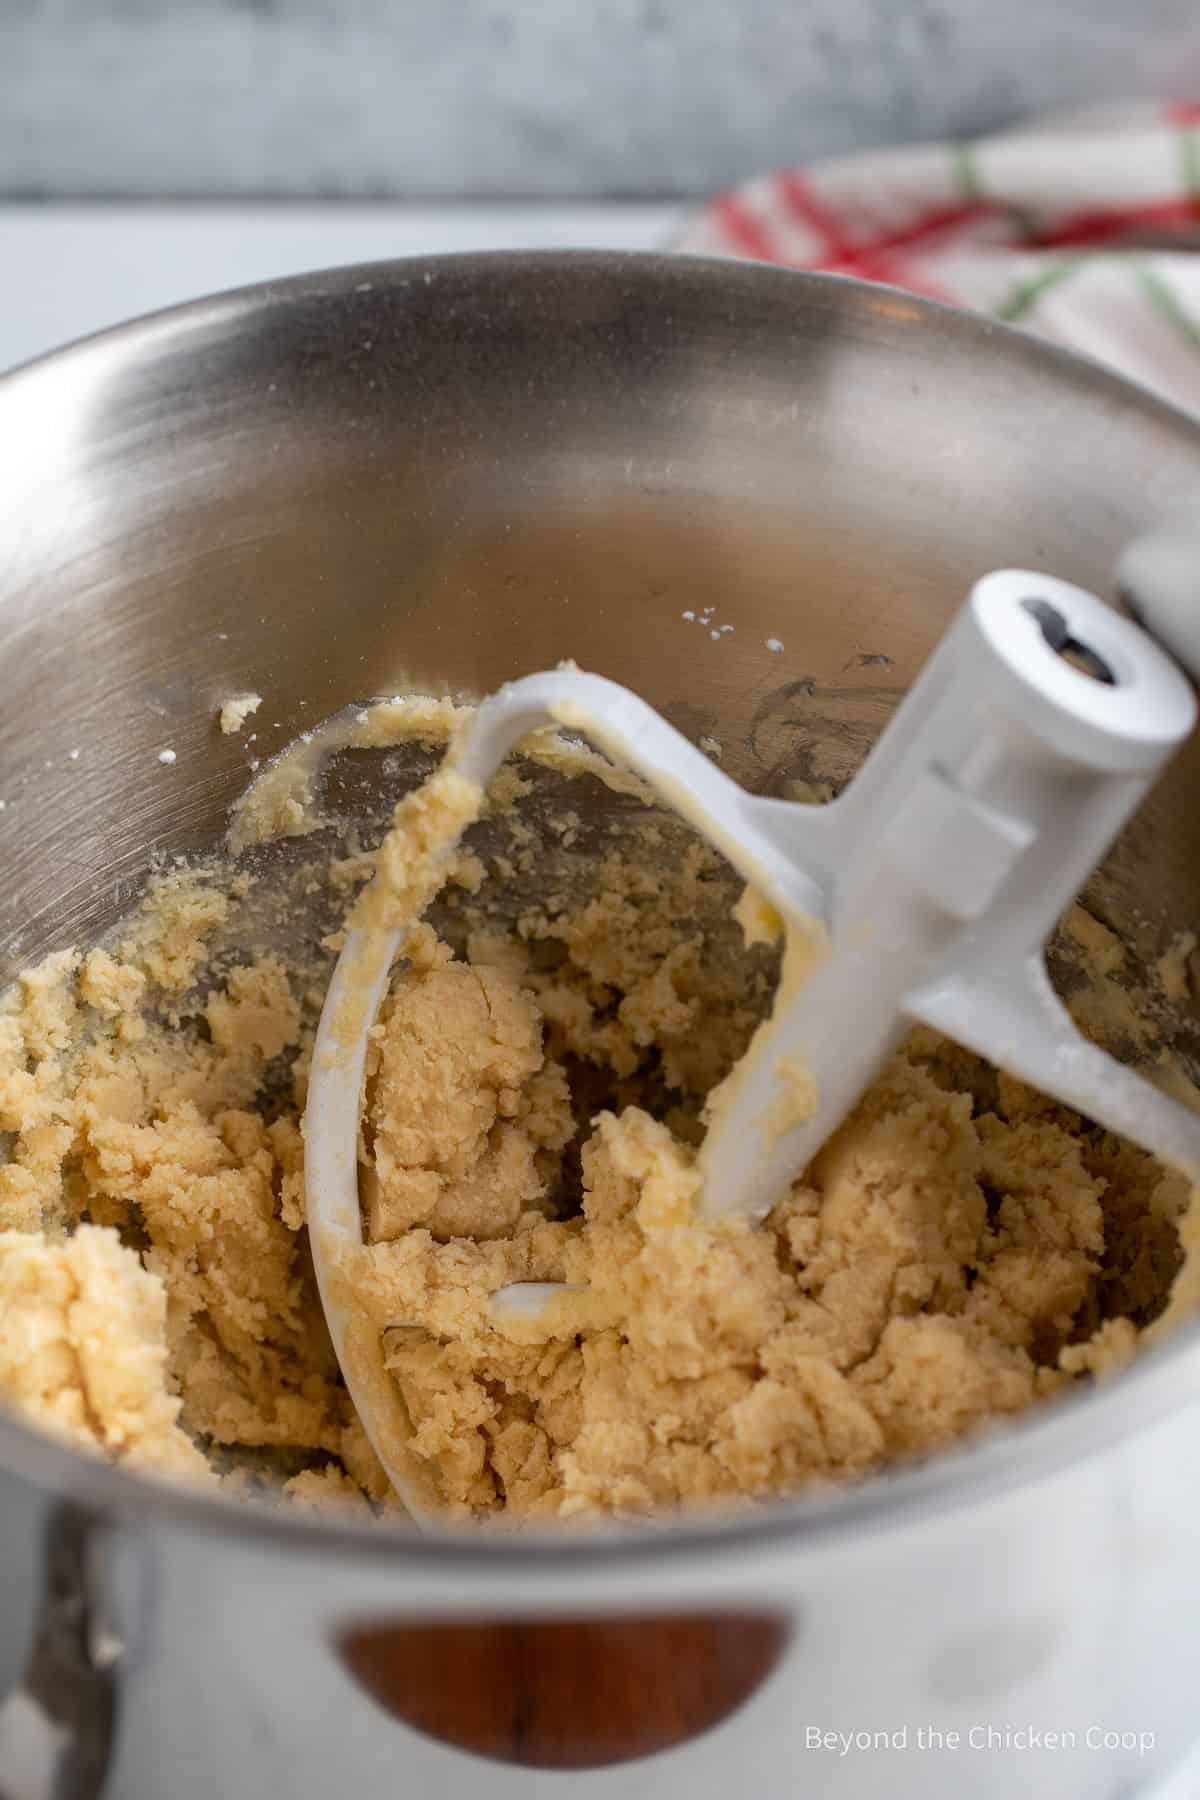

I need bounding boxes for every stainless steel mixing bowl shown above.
[1,254,1200,1800]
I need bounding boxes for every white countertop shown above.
[0,201,682,372]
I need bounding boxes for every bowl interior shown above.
[1,253,1199,1523]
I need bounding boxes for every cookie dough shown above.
[343,946,1186,1517]
[0,1223,209,1479]
[219,693,262,736]
[0,708,1193,1520]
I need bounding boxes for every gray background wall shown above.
[4,0,1200,199]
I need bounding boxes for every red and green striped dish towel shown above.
[676,101,1200,413]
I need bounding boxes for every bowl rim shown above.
[2,246,1199,1569]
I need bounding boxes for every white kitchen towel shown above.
[676,101,1200,414]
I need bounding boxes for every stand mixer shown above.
[307,558,1200,1516]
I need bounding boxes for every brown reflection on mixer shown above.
[337,1611,792,1768]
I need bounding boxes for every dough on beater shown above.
[365,948,573,1243]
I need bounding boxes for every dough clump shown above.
[218,693,262,736]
